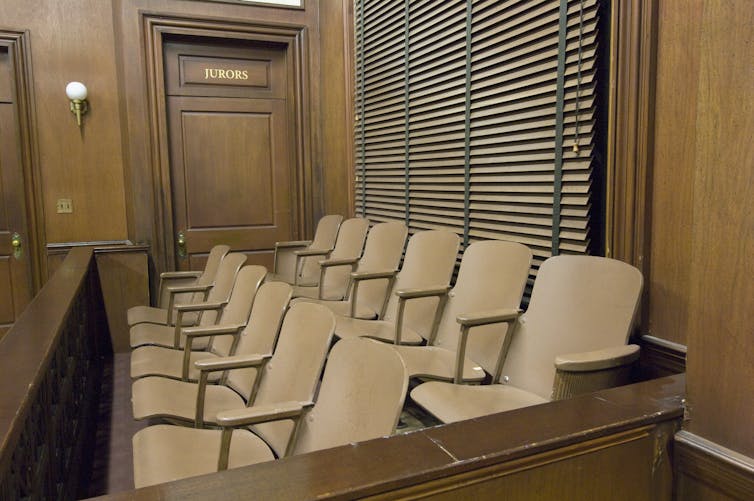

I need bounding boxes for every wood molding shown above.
[606,0,659,333]
[0,30,44,289]
[140,12,312,275]
[637,334,686,379]
[675,431,754,500]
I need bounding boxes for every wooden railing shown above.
[97,375,685,500]
[0,247,687,499]
[0,247,108,499]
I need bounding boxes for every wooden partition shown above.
[97,375,684,500]
[0,247,108,499]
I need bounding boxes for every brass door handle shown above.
[11,232,22,259]
[177,231,187,258]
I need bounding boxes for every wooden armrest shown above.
[275,240,311,249]
[456,308,522,327]
[294,248,331,257]
[174,301,226,312]
[216,401,305,427]
[182,324,244,338]
[555,344,640,372]
[350,269,397,281]
[195,354,268,372]
[319,257,360,267]
[395,285,450,300]
[160,271,202,280]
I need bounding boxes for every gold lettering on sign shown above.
[203,68,250,80]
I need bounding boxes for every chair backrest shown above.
[383,230,460,341]
[248,302,336,457]
[501,255,643,399]
[209,265,267,357]
[351,221,408,314]
[298,214,344,283]
[162,244,230,307]
[433,240,532,374]
[319,217,370,298]
[291,338,408,456]
[197,253,247,327]
[225,281,293,397]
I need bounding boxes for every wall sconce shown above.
[65,81,88,127]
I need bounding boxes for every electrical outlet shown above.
[56,198,73,214]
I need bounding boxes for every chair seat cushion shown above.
[291,284,344,301]
[132,376,246,423]
[127,305,198,327]
[133,425,274,488]
[130,345,222,381]
[391,345,486,382]
[410,381,548,423]
[334,316,423,345]
[291,297,377,320]
[130,323,209,350]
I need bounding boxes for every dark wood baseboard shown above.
[674,431,754,500]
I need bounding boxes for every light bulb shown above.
[65,81,87,101]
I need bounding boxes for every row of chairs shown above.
[125,215,643,487]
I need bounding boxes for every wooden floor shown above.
[87,353,148,497]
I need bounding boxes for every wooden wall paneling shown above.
[113,0,322,279]
[318,0,355,218]
[94,247,149,353]
[647,0,703,347]
[3,1,129,247]
[685,0,754,459]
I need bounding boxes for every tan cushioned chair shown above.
[411,255,643,423]
[292,220,408,320]
[132,337,407,488]
[392,239,531,383]
[130,272,288,382]
[333,229,460,345]
[129,253,247,350]
[127,244,230,327]
[268,214,343,285]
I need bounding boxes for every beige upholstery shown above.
[131,302,334,435]
[291,217,369,300]
[268,214,343,285]
[132,337,408,488]
[129,253,247,349]
[411,255,643,423]
[129,269,283,381]
[393,240,531,382]
[334,230,459,345]
[127,244,230,327]
[292,220,408,320]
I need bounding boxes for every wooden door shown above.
[163,38,294,270]
[0,44,33,337]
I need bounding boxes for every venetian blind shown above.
[355,0,603,277]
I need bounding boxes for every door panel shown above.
[0,45,33,337]
[166,54,293,270]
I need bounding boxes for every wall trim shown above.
[637,334,686,380]
[675,430,754,499]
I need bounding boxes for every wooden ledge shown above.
[94,374,685,500]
